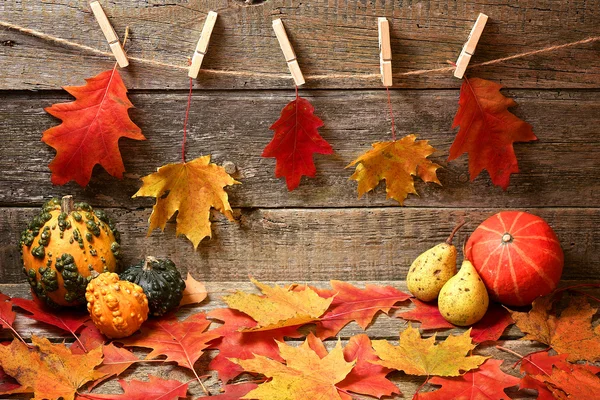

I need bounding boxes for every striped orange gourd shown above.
[465,211,564,306]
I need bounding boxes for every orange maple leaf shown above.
[448,77,537,190]
[347,134,441,205]
[230,336,355,400]
[133,155,239,248]
[510,294,600,362]
[372,325,488,376]
[0,336,102,400]
[42,68,145,186]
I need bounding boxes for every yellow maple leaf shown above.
[372,325,488,376]
[347,134,441,205]
[133,155,240,248]
[0,336,103,400]
[231,337,355,400]
[223,278,334,331]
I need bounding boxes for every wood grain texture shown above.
[1,90,599,209]
[1,0,600,90]
[1,207,597,284]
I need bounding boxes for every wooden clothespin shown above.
[378,17,392,87]
[188,11,218,79]
[454,13,488,79]
[90,1,129,68]
[272,19,305,86]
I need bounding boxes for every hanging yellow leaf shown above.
[230,337,355,400]
[347,134,441,205]
[372,325,488,376]
[133,155,240,248]
[223,278,334,331]
[0,336,102,400]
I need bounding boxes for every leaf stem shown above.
[495,345,551,376]
[413,375,429,399]
[182,77,193,163]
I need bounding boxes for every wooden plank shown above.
[1,207,598,284]
[1,0,599,90]
[1,90,599,209]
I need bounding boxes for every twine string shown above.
[1,20,599,81]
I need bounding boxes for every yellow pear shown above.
[406,222,465,301]
[438,260,489,326]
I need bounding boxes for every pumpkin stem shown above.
[446,219,467,245]
[90,270,100,279]
[143,256,158,271]
[61,195,74,214]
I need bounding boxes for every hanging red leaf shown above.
[117,313,219,374]
[448,77,536,190]
[397,299,455,330]
[42,68,145,186]
[262,93,333,190]
[417,359,519,399]
[12,297,89,345]
[314,281,411,339]
[80,375,188,400]
[207,308,303,383]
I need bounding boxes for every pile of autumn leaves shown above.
[1,278,599,399]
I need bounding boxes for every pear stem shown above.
[446,220,467,245]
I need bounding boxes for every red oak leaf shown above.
[117,313,220,373]
[314,281,411,339]
[196,382,259,399]
[89,344,140,390]
[207,308,303,383]
[80,375,188,400]
[417,359,519,400]
[12,297,89,346]
[448,77,536,190]
[70,321,106,355]
[397,299,454,330]
[262,92,333,190]
[42,68,145,186]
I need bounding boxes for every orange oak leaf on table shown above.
[372,325,488,376]
[398,300,514,343]
[510,294,600,362]
[12,297,90,349]
[223,278,334,331]
[207,308,303,383]
[133,155,240,249]
[262,93,333,191]
[347,134,441,205]
[0,336,102,400]
[448,77,537,190]
[79,375,189,400]
[42,68,145,186]
[313,281,411,339]
[416,359,519,400]
[230,336,356,400]
[179,273,208,306]
[306,333,400,399]
[117,313,220,375]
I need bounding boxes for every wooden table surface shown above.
[1,0,599,398]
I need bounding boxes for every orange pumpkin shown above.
[19,196,121,307]
[465,211,564,306]
[86,272,148,339]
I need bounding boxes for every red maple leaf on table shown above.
[79,375,189,400]
[448,77,536,190]
[416,359,519,399]
[42,68,145,186]
[207,308,303,383]
[262,91,333,190]
[313,281,411,339]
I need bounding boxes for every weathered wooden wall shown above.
[1,1,599,398]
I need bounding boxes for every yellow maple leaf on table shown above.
[133,155,240,249]
[0,336,103,400]
[372,325,488,376]
[347,134,441,205]
[223,278,334,331]
[231,337,355,400]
